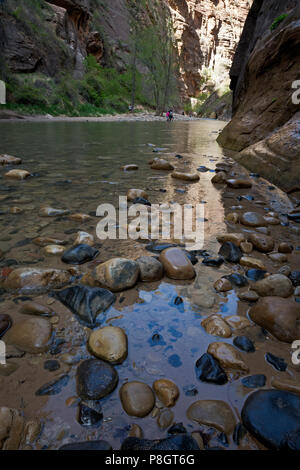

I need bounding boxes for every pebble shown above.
[233,336,255,353]
[211,172,227,184]
[20,301,54,317]
[225,315,251,330]
[44,244,65,255]
[214,278,232,292]
[171,171,200,182]
[195,353,228,385]
[88,326,128,364]
[0,314,12,338]
[218,242,242,263]
[76,358,118,400]
[121,164,138,171]
[39,207,70,217]
[289,271,300,287]
[61,244,99,265]
[127,189,148,201]
[157,409,174,429]
[136,256,163,281]
[0,154,22,165]
[240,212,267,227]
[121,434,200,451]
[32,237,66,247]
[159,247,195,280]
[187,400,236,434]
[271,377,300,396]
[4,267,73,293]
[217,233,245,247]
[240,256,266,270]
[246,269,267,281]
[202,315,232,338]
[4,317,52,353]
[265,352,287,371]
[35,374,69,396]
[278,243,293,254]
[238,291,259,302]
[74,231,94,246]
[151,159,174,170]
[241,375,266,389]
[153,379,179,407]
[129,424,143,438]
[207,342,249,372]
[224,273,248,287]
[44,359,60,372]
[77,401,103,427]
[202,256,224,267]
[226,179,252,189]
[5,169,30,180]
[120,381,155,417]
[225,212,239,224]
[251,274,294,298]
[94,258,140,291]
[69,213,92,223]
[240,242,253,254]
[248,233,275,252]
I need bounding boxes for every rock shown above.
[226,179,252,189]
[255,226,270,234]
[76,359,118,400]
[0,362,19,377]
[217,233,245,247]
[136,256,163,282]
[226,316,251,331]
[240,241,253,254]
[171,171,200,182]
[151,159,174,170]
[246,269,267,281]
[248,233,275,253]
[77,401,103,427]
[3,267,73,294]
[20,301,54,317]
[265,353,287,372]
[129,424,143,438]
[35,374,69,396]
[289,271,300,287]
[240,212,267,227]
[159,248,195,280]
[202,315,232,338]
[211,172,227,184]
[153,379,179,407]
[127,189,148,202]
[74,231,94,246]
[44,359,60,372]
[225,212,239,224]
[44,245,65,256]
[214,278,232,292]
[271,377,300,396]
[278,265,291,277]
[121,164,138,171]
[195,353,228,385]
[4,317,52,353]
[241,390,300,450]
[241,375,266,389]
[264,216,280,225]
[224,273,248,287]
[59,441,112,450]
[52,285,115,328]
[249,297,300,343]
[5,169,30,180]
[10,206,22,214]
[121,434,200,451]
[120,381,155,417]
[240,256,266,270]
[238,291,259,302]
[207,342,249,372]
[157,409,174,429]
[278,243,293,254]
[94,258,139,291]
[61,244,99,265]
[0,314,12,339]
[146,242,178,253]
[218,242,242,263]
[0,407,25,450]
[32,237,66,247]
[69,213,92,223]
[187,400,236,434]
[88,326,127,364]
[251,274,293,298]
[268,253,288,263]
[0,154,22,165]
[202,257,224,267]
[39,207,70,217]
[233,336,255,355]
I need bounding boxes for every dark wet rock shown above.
[44,360,60,372]
[174,296,183,305]
[183,385,198,396]
[121,434,200,451]
[59,440,112,450]
[136,256,163,282]
[120,381,155,417]
[5,317,52,354]
[195,353,227,385]
[233,336,255,353]
[287,213,300,223]
[223,273,248,287]
[197,166,210,172]
[76,358,118,400]
[246,269,267,281]
[146,242,178,253]
[241,390,300,450]
[218,242,242,263]
[233,423,247,445]
[132,197,151,206]
[241,375,266,389]
[49,337,65,355]
[265,353,287,372]
[202,257,224,267]
[168,423,187,434]
[61,244,99,265]
[77,401,103,428]
[217,432,229,447]
[52,285,115,328]
[183,250,198,265]
[289,271,300,287]
[35,374,69,396]
[0,314,12,339]
[148,333,166,347]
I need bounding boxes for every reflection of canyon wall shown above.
[166,0,252,98]
[218,0,300,191]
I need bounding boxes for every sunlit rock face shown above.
[166,0,252,98]
[218,0,300,191]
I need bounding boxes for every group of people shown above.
[166,110,174,122]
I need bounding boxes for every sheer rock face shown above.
[218,0,300,191]
[166,0,252,98]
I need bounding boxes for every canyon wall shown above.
[218,0,300,191]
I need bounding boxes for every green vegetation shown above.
[270,14,288,31]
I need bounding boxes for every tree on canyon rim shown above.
[129,0,179,115]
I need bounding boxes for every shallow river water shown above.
[0,119,299,450]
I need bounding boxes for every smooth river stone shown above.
[62,244,99,265]
[68,213,92,223]
[136,256,163,282]
[171,171,200,182]
[202,315,232,338]
[127,189,148,202]
[20,301,54,317]
[153,379,179,407]
[44,245,65,255]
[76,359,118,400]
[268,253,288,263]
[0,314,12,339]
[39,207,70,217]
[242,390,300,449]
[151,159,174,170]
[88,326,128,364]
[187,400,236,434]
[217,233,245,247]
[214,278,232,292]
[0,154,22,165]
[240,242,253,254]
[3,267,73,293]
[225,315,251,330]
[238,290,259,302]
[5,169,30,180]
[120,381,155,417]
[240,256,266,270]
[207,342,249,372]
[195,353,228,385]
[251,274,293,298]
[121,164,138,171]
[278,243,293,254]
[32,237,66,247]
[74,231,94,246]
[249,296,300,343]
[159,248,195,280]
[226,179,252,189]
[218,242,242,263]
[263,216,280,225]
[4,317,52,353]
[94,258,140,291]
[240,212,267,227]
[249,233,275,253]
[211,171,227,184]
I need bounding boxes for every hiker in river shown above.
[167,110,174,122]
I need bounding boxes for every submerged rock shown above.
[159,247,195,280]
[171,171,200,182]
[39,207,70,217]
[202,315,232,338]
[289,271,300,287]
[121,164,138,171]
[4,317,52,353]
[240,212,266,227]
[249,233,275,252]
[246,269,267,281]
[218,242,242,263]
[44,245,65,256]
[77,401,103,428]
[94,258,139,291]
[202,256,224,267]
[5,169,30,180]
[33,237,66,247]
[224,273,248,287]
[226,179,252,189]
[74,231,94,247]
[35,375,69,396]
[265,352,287,372]
[242,390,300,449]
[241,375,266,389]
[153,379,179,407]
[214,278,232,292]
[251,274,294,297]
[151,159,174,170]
[217,233,245,247]
[0,154,22,165]
[136,256,163,282]
[195,353,228,385]
[238,291,259,302]
[121,434,200,451]
[61,244,99,265]
[3,267,73,294]
[120,381,155,417]
[233,336,255,353]
[88,326,128,364]
[187,400,236,434]
[127,189,148,201]
[52,285,115,328]
[76,358,118,400]
[207,342,249,372]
